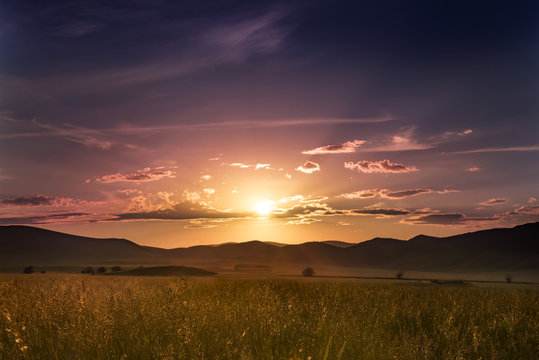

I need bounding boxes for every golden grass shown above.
[0,275,537,359]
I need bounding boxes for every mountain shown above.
[0,226,166,265]
[0,223,538,272]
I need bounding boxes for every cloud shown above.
[270,203,331,218]
[479,198,508,206]
[285,218,322,225]
[449,145,539,155]
[302,140,365,155]
[296,161,320,174]
[95,167,175,183]
[0,194,96,207]
[350,208,410,216]
[501,204,539,216]
[1,194,56,206]
[113,201,252,221]
[344,160,418,174]
[0,212,92,225]
[528,197,537,204]
[402,212,498,226]
[457,129,473,136]
[200,175,212,181]
[222,162,274,170]
[203,188,216,195]
[468,166,481,172]
[2,117,394,150]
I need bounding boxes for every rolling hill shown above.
[0,222,537,272]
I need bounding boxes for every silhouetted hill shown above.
[0,222,537,272]
[0,226,166,265]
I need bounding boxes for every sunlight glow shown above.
[255,200,276,216]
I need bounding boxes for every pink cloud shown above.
[479,198,508,206]
[302,140,365,155]
[344,160,417,173]
[296,161,320,174]
[468,166,481,172]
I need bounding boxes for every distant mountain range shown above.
[0,222,538,272]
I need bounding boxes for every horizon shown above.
[1,220,536,250]
[1,1,538,248]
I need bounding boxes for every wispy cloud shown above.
[0,212,93,225]
[94,167,175,183]
[479,198,508,206]
[344,160,417,174]
[449,145,539,154]
[302,140,365,155]
[0,194,97,207]
[338,188,457,200]
[468,166,481,172]
[1,117,393,150]
[402,213,496,226]
[296,161,320,174]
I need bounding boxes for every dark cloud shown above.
[302,140,365,155]
[95,167,175,183]
[344,160,417,174]
[402,213,497,225]
[0,212,92,225]
[1,194,55,206]
[350,208,410,216]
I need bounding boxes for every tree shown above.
[302,267,315,277]
[111,266,122,272]
[23,265,34,274]
[97,266,107,274]
[396,271,404,280]
[506,275,512,283]
[81,266,95,275]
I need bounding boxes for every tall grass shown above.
[0,275,537,359]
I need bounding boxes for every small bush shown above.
[302,267,315,277]
[81,266,95,275]
[22,265,34,274]
[97,267,107,274]
[111,266,122,272]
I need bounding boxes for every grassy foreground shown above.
[0,276,537,359]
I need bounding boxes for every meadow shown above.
[0,275,537,360]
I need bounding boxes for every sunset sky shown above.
[1,0,538,247]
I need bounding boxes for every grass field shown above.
[0,275,537,359]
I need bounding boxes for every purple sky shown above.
[0,0,538,247]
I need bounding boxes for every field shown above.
[0,275,537,359]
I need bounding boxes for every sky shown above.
[0,0,538,248]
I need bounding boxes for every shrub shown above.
[302,267,315,277]
[97,267,107,274]
[22,265,34,274]
[111,266,122,272]
[81,266,95,275]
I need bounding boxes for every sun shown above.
[255,200,276,216]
